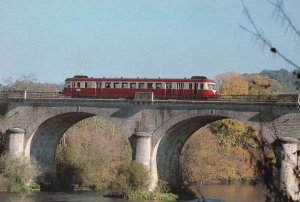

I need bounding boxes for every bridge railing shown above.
[213,94,300,104]
[0,91,299,105]
[0,91,25,99]
[134,92,154,102]
[0,91,66,100]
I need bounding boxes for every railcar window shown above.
[97,82,102,88]
[147,83,153,89]
[208,84,212,90]
[155,83,162,89]
[200,83,204,89]
[65,82,71,88]
[72,82,75,88]
[105,82,111,88]
[77,82,80,88]
[114,82,120,88]
[85,82,88,88]
[87,82,93,88]
[138,83,145,89]
[122,83,128,88]
[177,83,184,89]
[166,83,172,89]
[189,83,193,90]
[130,83,136,89]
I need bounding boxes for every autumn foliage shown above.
[181,126,257,185]
[215,71,283,95]
[55,116,131,191]
[181,72,280,186]
[215,72,249,95]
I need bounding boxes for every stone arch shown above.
[155,115,223,187]
[153,109,275,144]
[153,109,276,188]
[28,109,136,179]
[30,112,95,175]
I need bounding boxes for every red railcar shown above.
[63,75,217,99]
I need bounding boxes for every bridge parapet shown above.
[0,91,299,106]
[0,91,66,100]
[134,92,154,102]
[214,94,300,105]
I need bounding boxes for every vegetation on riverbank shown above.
[0,154,40,192]
[53,116,178,200]
[53,116,132,191]
[107,161,177,200]
[124,190,178,200]
[181,122,275,186]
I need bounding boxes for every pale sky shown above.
[0,0,299,84]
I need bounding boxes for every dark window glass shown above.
[166,83,172,89]
[200,83,204,89]
[114,83,120,88]
[147,83,153,89]
[156,83,162,89]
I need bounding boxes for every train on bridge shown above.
[63,75,218,99]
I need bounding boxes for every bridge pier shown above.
[132,132,152,170]
[6,128,25,159]
[131,132,158,190]
[275,137,300,201]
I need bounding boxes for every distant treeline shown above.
[259,69,299,93]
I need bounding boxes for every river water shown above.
[0,184,267,202]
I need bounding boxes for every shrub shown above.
[0,153,40,192]
[155,179,171,193]
[109,161,149,197]
[124,191,178,200]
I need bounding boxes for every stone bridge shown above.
[0,94,300,200]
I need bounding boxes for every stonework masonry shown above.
[0,98,300,198]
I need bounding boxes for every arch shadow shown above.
[155,114,274,188]
[156,115,224,187]
[30,112,94,175]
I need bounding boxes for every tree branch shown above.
[269,0,300,39]
[241,0,300,70]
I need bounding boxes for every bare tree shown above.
[240,0,300,87]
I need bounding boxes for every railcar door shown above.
[96,82,102,97]
[177,83,184,98]
[166,83,172,99]
[194,83,198,97]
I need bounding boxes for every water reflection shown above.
[191,184,267,202]
[0,191,124,202]
[0,185,267,202]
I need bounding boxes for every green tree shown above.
[0,154,40,192]
[114,161,149,193]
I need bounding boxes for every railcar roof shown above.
[65,77,215,83]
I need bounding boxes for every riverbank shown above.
[0,184,268,202]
